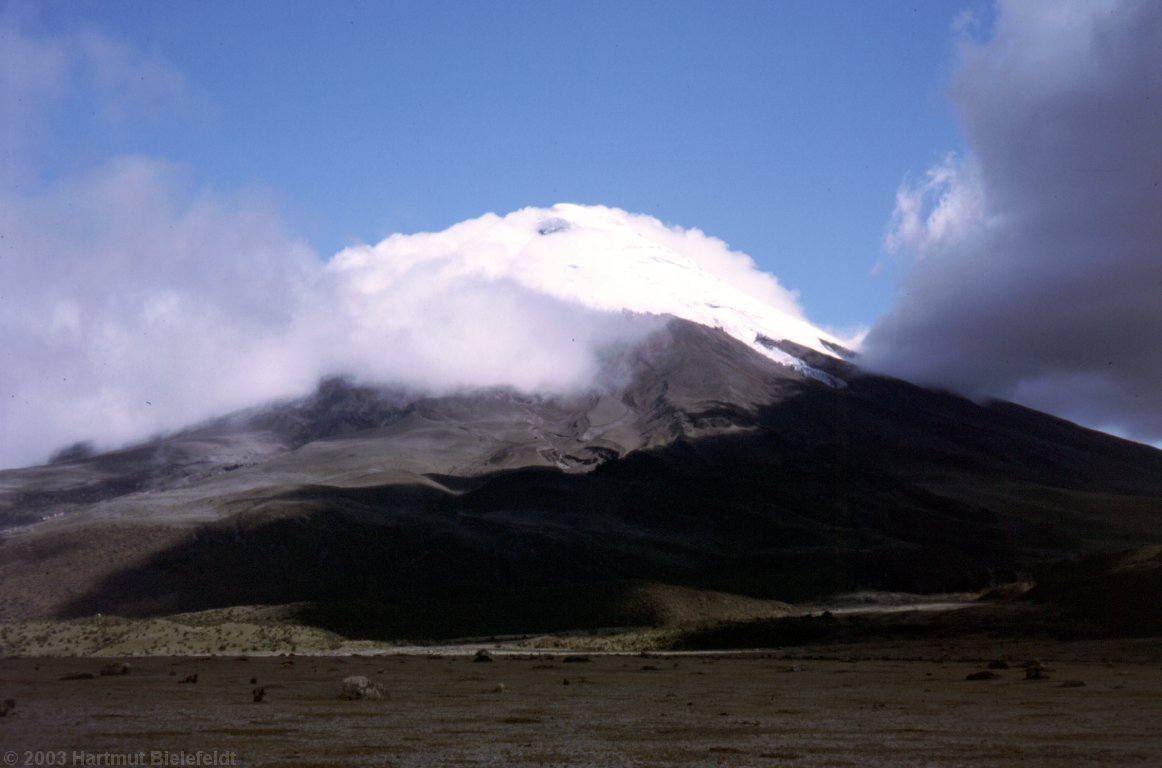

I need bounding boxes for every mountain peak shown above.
[5,203,846,470]
[331,203,844,369]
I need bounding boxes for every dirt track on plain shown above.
[2,652,1161,767]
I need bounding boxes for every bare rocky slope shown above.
[2,317,1161,639]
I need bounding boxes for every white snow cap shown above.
[331,203,842,366]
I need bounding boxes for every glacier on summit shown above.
[329,203,847,377]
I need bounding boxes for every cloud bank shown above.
[1,14,807,472]
[863,0,1162,444]
[0,157,320,467]
[2,185,811,468]
[0,20,730,468]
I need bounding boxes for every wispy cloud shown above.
[863,0,1162,444]
[73,27,194,126]
[1,13,204,185]
[0,13,69,182]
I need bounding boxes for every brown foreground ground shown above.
[3,643,1162,768]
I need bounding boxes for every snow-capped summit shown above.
[4,203,850,471]
[329,204,846,372]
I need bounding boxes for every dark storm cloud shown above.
[863,0,1162,444]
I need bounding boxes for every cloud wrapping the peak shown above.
[331,204,809,322]
[863,0,1162,444]
[0,17,828,470]
[314,202,828,390]
[613,209,806,319]
[3,190,817,468]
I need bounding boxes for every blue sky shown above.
[10,0,974,332]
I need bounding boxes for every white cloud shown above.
[883,154,988,257]
[1,187,823,468]
[330,203,809,324]
[0,157,322,467]
[0,16,827,470]
[618,212,806,320]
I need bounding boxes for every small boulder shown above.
[473,649,494,663]
[178,673,198,684]
[338,675,383,700]
[0,699,14,717]
[966,670,999,681]
[252,686,266,703]
[1025,665,1049,681]
[100,662,131,676]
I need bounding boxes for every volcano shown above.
[2,205,1161,640]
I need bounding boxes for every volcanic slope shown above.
[2,317,1162,638]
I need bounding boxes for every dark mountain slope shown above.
[2,318,1161,636]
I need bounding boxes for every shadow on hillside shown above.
[55,372,1162,640]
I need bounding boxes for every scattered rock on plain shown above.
[338,675,383,700]
[100,662,131,676]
